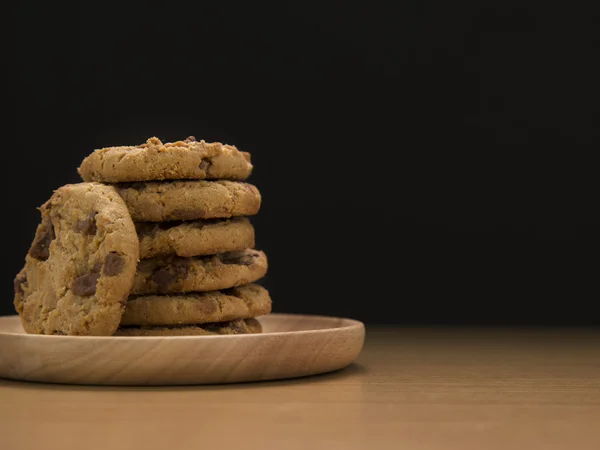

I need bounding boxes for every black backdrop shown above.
[4,2,599,324]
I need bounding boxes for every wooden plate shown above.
[0,313,364,386]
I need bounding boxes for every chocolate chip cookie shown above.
[132,249,267,295]
[137,217,255,259]
[121,283,271,326]
[78,136,253,183]
[13,183,139,335]
[116,180,261,222]
[115,318,262,336]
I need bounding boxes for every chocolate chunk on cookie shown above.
[132,249,267,295]
[104,252,127,276]
[13,183,139,335]
[136,217,255,259]
[116,180,261,222]
[13,270,27,308]
[71,270,101,296]
[219,250,259,265]
[28,217,55,261]
[114,318,262,336]
[121,283,271,326]
[76,212,98,235]
[78,136,253,183]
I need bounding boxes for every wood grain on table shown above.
[1,327,600,450]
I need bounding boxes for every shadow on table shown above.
[0,362,368,392]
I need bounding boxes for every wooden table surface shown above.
[2,326,600,450]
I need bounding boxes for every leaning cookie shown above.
[78,136,253,183]
[132,249,268,295]
[114,318,262,336]
[116,180,261,222]
[121,283,271,326]
[13,183,139,335]
[136,217,255,259]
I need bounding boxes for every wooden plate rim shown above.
[0,313,365,340]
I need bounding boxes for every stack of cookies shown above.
[13,136,271,336]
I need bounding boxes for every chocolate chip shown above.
[103,252,125,276]
[185,136,197,142]
[29,220,55,261]
[173,258,191,273]
[71,272,100,296]
[151,268,176,287]
[76,213,97,235]
[199,158,211,172]
[150,258,190,290]
[219,250,257,265]
[13,272,27,295]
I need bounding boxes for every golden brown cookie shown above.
[116,180,261,222]
[78,136,253,183]
[136,217,255,259]
[115,318,262,336]
[132,250,268,295]
[121,283,271,326]
[13,183,139,335]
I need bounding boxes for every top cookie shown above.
[78,136,253,183]
[13,183,140,335]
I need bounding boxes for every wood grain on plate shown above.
[0,313,364,385]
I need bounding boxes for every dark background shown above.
[4,2,600,324]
